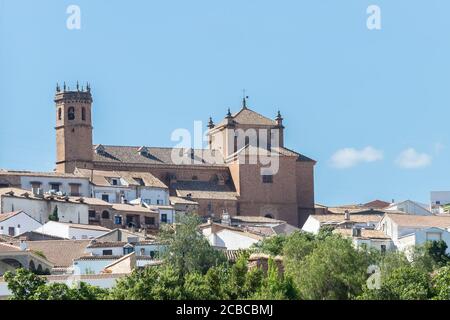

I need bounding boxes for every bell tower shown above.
[54,82,94,173]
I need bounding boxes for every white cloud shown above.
[330,146,383,169]
[395,148,432,169]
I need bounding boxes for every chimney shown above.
[344,210,350,221]
[221,210,231,226]
[19,238,28,251]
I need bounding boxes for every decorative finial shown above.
[207,117,215,129]
[276,110,282,119]
[63,82,66,91]
[56,83,60,92]
[226,108,232,117]
[76,81,80,91]
[275,109,283,126]
[242,89,248,109]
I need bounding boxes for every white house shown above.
[200,221,263,250]
[430,191,450,214]
[0,188,89,224]
[384,200,431,216]
[334,228,394,252]
[379,213,450,256]
[0,210,42,237]
[0,170,90,197]
[130,198,176,224]
[73,256,121,275]
[74,168,169,205]
[35,221,110,240]
[302,212,384,234]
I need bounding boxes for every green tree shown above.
[289,235,369,300]
[359,266,432,300]
[48,206,59,222]
[159,214,226,275]
[253,235,286,256]
[4,269,46,300]
[252,258,298,300]
[316,225,335,240]
[431,266,450,300]
[109,264,183,300]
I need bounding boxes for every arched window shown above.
[68,107,75,120]
[58,108,62,120]
[102,210,110,219]
[82,107,86,121]
[29,260,36,271]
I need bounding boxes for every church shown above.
[54,84,316,227]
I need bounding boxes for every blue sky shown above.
[1,0,450,206]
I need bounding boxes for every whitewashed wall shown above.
[20,176,90,196]
[0,211,42,236]
[1,197,89,224]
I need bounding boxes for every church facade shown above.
[54,85,316,227]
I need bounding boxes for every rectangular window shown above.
[103,250,113,256]
[69,184,80,196]
[102,194,110,202]
[380,245,386,253]
[207,202,212,213]
[262,175,273,183]
[145,217,155,225]
[30,182,42,189]
[111,179,118,186]
[426,232,442,241]
[88,210,96,219]
[114,215,122,225]
[157,199,164,205]
[161,214,167,223]
[50,183,60,192]
[8,227,15,236]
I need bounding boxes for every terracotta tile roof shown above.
[92,145,226,167]
[77,197,111,206]
[0,169,88,179]
[0,210,23,222]
[220,249,243,262]
[26,240,91,267]
[0,187,91,205]
[0,242,21,252]
[0,234,19,245]
[111,203,158,214]
[173,180,238,200]
[75,168,168,189]
[363,200,391,209]
[216,107,277,127]
[50,222,111,232]
[169,196,199,205]
[385,213,450,229]
[231,216,283,224]
[310,213,384,224]
[75,255,122,260]
[95,228,149,242]
[326,206,387,215]
[16,231,66,241]
[87,241,126,248]
[334,228,391,240]
[200,222,264,241]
